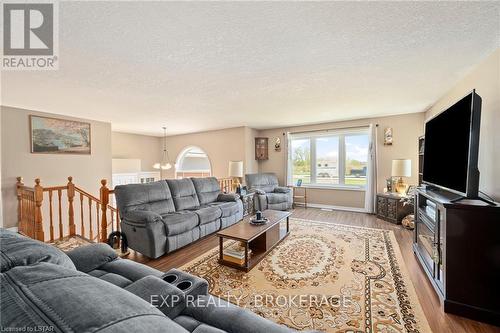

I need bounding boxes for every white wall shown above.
[1,106,112,229]
[112,132,162,172]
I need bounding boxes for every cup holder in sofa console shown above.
[162,274,178,284]
[176,281,193,291]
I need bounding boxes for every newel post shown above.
[100,179,109,243]
[67,176,76,236]
[16,177,24,235]
[34,178,45,242]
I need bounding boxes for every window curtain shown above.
[284,132,292,186]
[364,124,378,213]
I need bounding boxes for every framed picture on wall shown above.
[30,115,91,154]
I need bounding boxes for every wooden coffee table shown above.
[217,210,291,272]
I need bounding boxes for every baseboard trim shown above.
[305,203,368,213]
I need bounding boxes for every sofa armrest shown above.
[66,243,118,273]
[122,210,163,224]
[250,188,266,195]
[274,186,291,194]
[217,193,239,202]
[125,276,186,319]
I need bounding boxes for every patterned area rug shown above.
[49,235,92,252]
[182,218,431,332]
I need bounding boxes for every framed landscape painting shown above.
[30,115,91,154]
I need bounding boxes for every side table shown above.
[290,186,307,208]
[376,192,412,224]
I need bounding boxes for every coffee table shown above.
[217,210,291,272]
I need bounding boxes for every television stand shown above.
[413,187,500,326]
[449,196,497,206]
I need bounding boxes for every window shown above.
[288,128,369,189]
[175,146,211,179]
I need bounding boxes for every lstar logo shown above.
[2,2,59,70]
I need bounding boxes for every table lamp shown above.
[391,159,411,194]
[228,161,243,192]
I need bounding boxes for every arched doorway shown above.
[175,146,212,179]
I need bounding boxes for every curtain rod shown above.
[283,123,378,136]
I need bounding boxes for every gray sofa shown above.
[245,173,293,211]
[115,177,243,258]
[0,229,299,333]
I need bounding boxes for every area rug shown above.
[49,235,92,252]
[181,218,432,333]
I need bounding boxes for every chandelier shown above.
[153,126,172,170]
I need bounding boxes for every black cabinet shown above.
[413,188,500,326]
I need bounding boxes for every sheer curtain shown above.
[284,132,291,186]
[364,124,378,213]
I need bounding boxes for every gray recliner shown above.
[245,173,293,211]
[115,177,243,258]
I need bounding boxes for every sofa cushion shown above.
[182,295,293,333]
[208,201,240,218]
[1,262,186,333]
[125,276,186,319]
[114,180,176,215]
[216,193,239,202]
[245,173,279,193]
[190,206,222,225]
[67,243,118,273]
[274,186,291,193]
[97,258,163,282]
[0,228,76,272]
[191,177,221,205]
[167,179,201,211]
[162,211,199,236]
[266,193,290,204]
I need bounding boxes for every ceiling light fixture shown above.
[153,126,172,170]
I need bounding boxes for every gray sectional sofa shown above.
[245,173,293,211]
[115,177,243,258]
[0,229,300,333]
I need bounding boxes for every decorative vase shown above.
[402,214,415,230]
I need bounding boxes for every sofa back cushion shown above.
[0,229,76,272]
[245,173,279,193]
[1,262,186,332]
[190,177,221,205]
[114,181,175,216]
[166,179,200,211]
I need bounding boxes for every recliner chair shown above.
[245,173,293,211]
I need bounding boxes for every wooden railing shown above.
[17,176,232,243]
[218,178,233,194]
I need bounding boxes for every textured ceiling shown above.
[1,1,499,136]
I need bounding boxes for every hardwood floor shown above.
[127,208,500,333]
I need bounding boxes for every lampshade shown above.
[228,161,243,178]
[391,159,411,177]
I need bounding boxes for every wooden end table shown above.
[376,192,413,224]
[216,210,291,272]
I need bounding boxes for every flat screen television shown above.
[422,90,481,198]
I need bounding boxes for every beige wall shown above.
[425,48,500,201]
[258,112,426,208]
[112,132,162,172]
[244,127,259,175]
[1,106,112,229]
[162,127,249,179]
